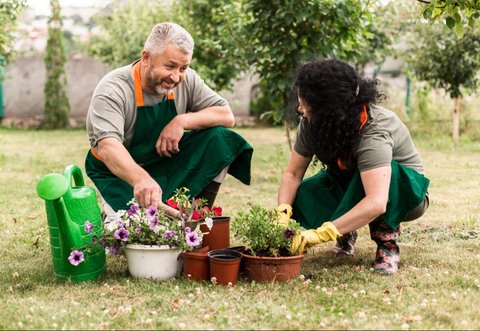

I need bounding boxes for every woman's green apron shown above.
[292,161,430,230]
[85,63,253,212]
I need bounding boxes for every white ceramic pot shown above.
[125,244,182,281]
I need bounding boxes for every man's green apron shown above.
[292,161,430,230]
[85,64,253,212]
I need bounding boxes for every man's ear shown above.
[141,50,149,63]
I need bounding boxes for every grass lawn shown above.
[0,126,479,329]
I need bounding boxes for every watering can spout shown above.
[37,173,83,250]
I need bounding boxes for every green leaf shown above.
[454,22,465,38]
[454,13,462,23]
[446,16,455,29]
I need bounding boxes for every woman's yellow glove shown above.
[290,222,342,255]
[276,204,293,227]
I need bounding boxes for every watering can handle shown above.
[63,164,85,194]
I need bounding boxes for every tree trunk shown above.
[452,97,461,144]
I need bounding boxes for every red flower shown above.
[192,210,202,221]
[212,206,222,216]
[166,199,178,209]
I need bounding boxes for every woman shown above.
[277,59,430,275]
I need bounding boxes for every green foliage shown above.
[43,0,70,129]
[241,0,376,124]
[175,0,248,91]
[232,204,300,257]
[175,0,380,124]
[84,0,172,68]
[0,0,26,60]
[353,1,409,75]
[405,22,480,98]
[417,0,480,38]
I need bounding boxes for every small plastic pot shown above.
[208,249,242,285]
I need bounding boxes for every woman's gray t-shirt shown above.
[294,106,424,174]
[86,61,228,150]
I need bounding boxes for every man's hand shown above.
[290,222,342,255]
[155,116,185,157]
[133,176,163,208]
[276,203,293,227]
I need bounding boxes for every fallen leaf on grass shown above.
[171,299,180,310]
[404,315,422,322]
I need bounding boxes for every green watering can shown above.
[37,165,105,282]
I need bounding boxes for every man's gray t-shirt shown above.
[86,61,228,150]
[294,106,424,174]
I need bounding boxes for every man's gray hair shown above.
[144,22,194,56]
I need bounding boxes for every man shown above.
[85,22,253,217]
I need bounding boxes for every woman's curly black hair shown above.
[294,59,385,169]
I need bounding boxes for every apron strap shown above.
[133,61,175,105]
[133,61,144,107]
[338,104,368,170]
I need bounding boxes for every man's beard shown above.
[146,70,168,95]
[153,84,168,95]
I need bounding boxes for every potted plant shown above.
[68,198,204,281]
[166,187,228,251]
[166,187,221,281]
[232,204,304,282]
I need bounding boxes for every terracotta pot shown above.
[208,249,242,285]
[242,254,304,282]
[182,246,210,281]
[200,216,230,251]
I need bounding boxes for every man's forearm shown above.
[176,105,235,130]
[97,138,150,186]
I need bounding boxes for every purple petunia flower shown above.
[149,216,159,231]
[114,227,130,242]
[68,250,84,266]
[164,230,175,238]
[185,231,200,247]
[135,227,142,234]
[84,221,94,234]
[284,229,296,239]
[108,245,119,255]
[184,226,191,233]
[146,206,157,219]
[127,204,139,216]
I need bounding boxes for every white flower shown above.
[204,217,214,230]
[115,210,126,218]
[104,219,120,232]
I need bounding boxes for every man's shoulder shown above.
[94,63,134,99]
[100,64,133,87]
